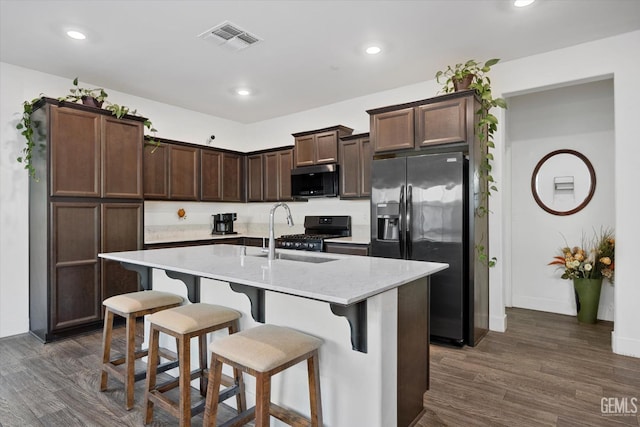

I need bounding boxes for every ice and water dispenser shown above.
[375,202,400,241]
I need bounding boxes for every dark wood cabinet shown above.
[370,107,414,153]
[324,242,369,256]
[169,144,199,200]
[222,152,244,202]
[29,99,144,342]
[201,150,223,201]
[102,116,144,198]
[247,154,264,201]
[200,150,244,202]
[339,133,371,198]
[247,148,293,202]
[292,125,353,167]
[416,98,466,147]
[51,202,101,331]
[101,203,143,301]
[50,107,101,197]
[143,142,169,199]
[370,97,467,153]
[265,149,293,201]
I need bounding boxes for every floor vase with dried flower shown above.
[573,278,603,323]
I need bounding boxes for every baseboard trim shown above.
[490,313,507,332]
[612,331,640,358]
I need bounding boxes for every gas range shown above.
[276,216,351,252]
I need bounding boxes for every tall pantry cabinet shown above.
[29,99,144,342]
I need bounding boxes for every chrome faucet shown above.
[268,203,294,261]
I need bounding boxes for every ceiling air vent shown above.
[197,21,262,51]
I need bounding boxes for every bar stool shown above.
[144,303,245,427]
[100,290,184,410]
[204,324,323,427]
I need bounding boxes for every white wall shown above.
[507,79,615,320]
[2,30,639,357]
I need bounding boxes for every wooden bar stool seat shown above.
[144,303,245,427]
[204,324,323,427]
[100,290,184,410]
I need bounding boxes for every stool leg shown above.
[178,335,191,427]
[100,309,114,392]
[125,313,137,410]
[198,333,207,396]
[229,323,246,413]
[255,372,271,427]
[307,351,323,427]
[144,326,160,424]
[203,356,223,427]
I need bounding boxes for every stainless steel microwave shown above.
[291,164,339,198]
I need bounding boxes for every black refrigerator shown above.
[370,152,472,345]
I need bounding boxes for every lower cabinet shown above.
[31,201,142,342]
[324,242,370,256]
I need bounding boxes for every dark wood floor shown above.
[0,308,638,426]
[420,308,640,427]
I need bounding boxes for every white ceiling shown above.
[2,0,639,124]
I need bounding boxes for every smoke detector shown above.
[197,21,262,51]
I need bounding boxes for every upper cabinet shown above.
[169,144,200,200]
[339,133,371,199]
[201,150,244,202]
[247,148,294,202]
[143,142,169,199]
[292,125,353,167]
[50,106,143,198]
[368,94,469,154]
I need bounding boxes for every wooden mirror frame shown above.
[531,149,596,216]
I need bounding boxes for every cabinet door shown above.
[169,145,199,200]
[315,131,339,164]
[51,202,100,331]
[371,107,414,153]
[201,150,223,201]
[294,135,315,167]
[324,243,369,256]
[51,107,100,197]
[222,153,244,202]
[101,203,142,301]
[416,98,466,146]
[263,153,278,201]
[143,143,169,199]
[102,116,143,199]
[248,154,264,201]
[360,138,372,197]
[340,139,360,198]
[278,149,294,201]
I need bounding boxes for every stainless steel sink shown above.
[250,252,337,263]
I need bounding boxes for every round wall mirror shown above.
[531,149,596,216]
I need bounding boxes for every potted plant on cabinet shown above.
[16,77,157,179]
[549,229,615,323]
[435,58,507,267]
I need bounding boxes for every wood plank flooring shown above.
[420,308,640,427]
[0,308,638,426]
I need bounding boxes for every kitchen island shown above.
[99,244,447,427]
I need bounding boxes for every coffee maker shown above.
[211,213,237,235]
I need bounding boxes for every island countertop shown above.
[99,244,448,306]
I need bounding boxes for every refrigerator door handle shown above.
[407,184,413,259]
[399,184,405,258]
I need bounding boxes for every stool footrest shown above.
[270,402,312,426]
[218,406,256,427]
[153,368,205,393]
[132,360,180,382]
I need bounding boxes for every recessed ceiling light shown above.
[365,46,381,55]
[66,30,86,40]
[513,0,535,7]
[236,88,251,96]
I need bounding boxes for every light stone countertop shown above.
[100,244,446,305]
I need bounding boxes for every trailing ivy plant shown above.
[436,59,507,267]
[16,77,158,180]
